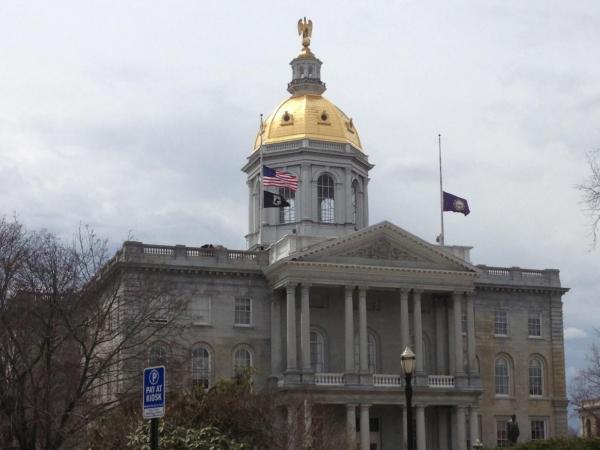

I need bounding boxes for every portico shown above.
[265,221,483,449]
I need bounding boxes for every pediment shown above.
[293,221,477,273]
[339,236,421,262]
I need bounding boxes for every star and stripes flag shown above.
[262,165,298,191]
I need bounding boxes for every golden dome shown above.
[254,94,362,151]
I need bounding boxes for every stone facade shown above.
[108,23,570,450]
[110,223,568,449]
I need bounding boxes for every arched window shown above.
[495,356,510,395]
[279,187,296,224]
[317,174,335,223]
[233,347,253,375]
[192,347,211,389]
[354,332,378,373]
[529,357,544,396]
[148,343,167,367]
[310,330,325,373]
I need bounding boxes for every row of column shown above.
[275,283,477,380]
[344,403,481,450]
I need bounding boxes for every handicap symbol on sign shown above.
[149,369,160,385]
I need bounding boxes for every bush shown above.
[497,437,600,450]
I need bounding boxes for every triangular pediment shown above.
[338,236,421,262]
[292,221,477,273]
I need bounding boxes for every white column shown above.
[400,289,410,351]
[435,299,446,374]
[413,290,424,374]
[300,284,311,372]
[359,287,368,373]
[346,404,357,449]
[455,405,466,450]
[270,298,282,377]
[438,408,449,450]
[466,292,477,375]
[447,299,455,374]
[416,405,426,450]
[286,283,297,371]
[453,292,465,376]
[469,406,480,450]
[360,404,370,450]
[345,285,355,373]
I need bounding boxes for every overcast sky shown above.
[1,0,599,416]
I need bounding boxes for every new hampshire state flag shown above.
[443,191,470,216]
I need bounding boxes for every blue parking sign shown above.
[143,366,165,419]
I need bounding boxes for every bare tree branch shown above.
[0,217,188,450]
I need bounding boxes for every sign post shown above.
[143,366,165,450]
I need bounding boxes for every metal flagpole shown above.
[258,114,264,247]
[438,134,445,246]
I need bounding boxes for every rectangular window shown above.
[494,310,508,336]
[496,419,509,447]
[190,295,211,325]
[234,297,252,326]
[531,420,546,440]
[462,311,468,335]
[149,304,170,324]
[528,312,542,337]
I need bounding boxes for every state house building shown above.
[113,23,569,449]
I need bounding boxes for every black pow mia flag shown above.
[263,191,290,208]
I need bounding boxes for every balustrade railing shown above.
[314,373,345,386]
[130,243,262,265]
[142,245,174,256]
[373,374,401,387]
[428,375,455,388]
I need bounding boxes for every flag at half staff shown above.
[263,165,298,191]
[264,191,290,208]
[443,191,470,216]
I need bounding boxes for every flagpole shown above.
[438,134,445,246]
[259,114,264,247]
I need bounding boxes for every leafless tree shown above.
[577,150,600,246]
[0,217,187,450]
[570,330,600,431]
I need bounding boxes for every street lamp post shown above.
[401,347,416,450]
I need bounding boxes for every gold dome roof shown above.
[254,94,362,151]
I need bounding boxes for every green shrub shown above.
[494,437,600,450]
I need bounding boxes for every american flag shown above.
[262,165,298,191]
